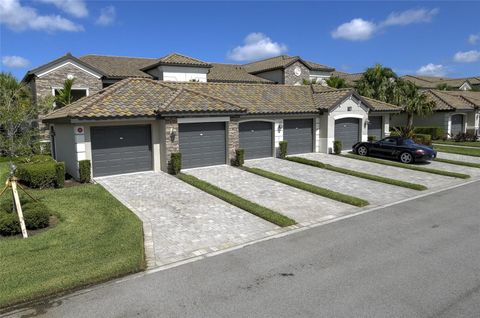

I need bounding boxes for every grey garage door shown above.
[284,119,314,154]
[239,121,273,159]
[335,118,360,150]
[368,116,382,140]
[91,125,152,177]
[179,122,226,169]
[451,114,464,136]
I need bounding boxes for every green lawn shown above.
[433,141,480,148]
[342,154,470,179]
[433,145,480,157]
[0,162,145,308]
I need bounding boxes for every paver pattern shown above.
[426,160,480,177]
[97,171,279,268]
[436,152,480,164]
[297,153,463,189]
[186,165,356,226]
[245,158,421,206]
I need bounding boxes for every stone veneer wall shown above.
[165,118,180,168]
[228,117,240,163]
[284,61,310,85]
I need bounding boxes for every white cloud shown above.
[228,33,288,62]
[37,0,88,18]
[382,8,439,26]
[331,18,377,41]
[0,0,83,32]
[2,55,30,68]
[454,50,480,63]
[468,34,480,45]
[95,6,116,26]
[332,8,438,41]
[416,63,446,76]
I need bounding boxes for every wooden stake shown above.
[10,178,28,239]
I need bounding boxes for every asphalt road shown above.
[3,180,480,318]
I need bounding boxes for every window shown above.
[52,88,88,108]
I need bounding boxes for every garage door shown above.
[239,121,273,159]
[179,122,226,169]
[451,114,464,136]
[368,116,382,141]
[334,118,360,150]
[91,125,152,177]
[284,119,313,154]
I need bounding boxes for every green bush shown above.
[368,136,376,142]
[15,155,55,164]
[414,127,444,140]
[23,202,50,230]
[333,141,342,154]
[233,149,245,167]
[55,162,65,188]
[79,160,91,183]
[0,212,20,236]
[169,153,182,175]
[454,132,477,142]
[16,162,57,188]
[279,141,288,159]
[414,133,432,146]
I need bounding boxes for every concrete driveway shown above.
[96,172,280,268]
[186,165,357,226]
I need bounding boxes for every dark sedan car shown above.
[352,136,437,164]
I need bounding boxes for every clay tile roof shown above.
[330,71,363,86]
[80,55,155,79]
[361,96,403,112]
[425,90,479,111]
[141,53,211,70]
[402,75,479,89]
[243,55,334,74]
[207,63,273,83]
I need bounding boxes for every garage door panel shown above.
[91,125,152,177]
[368,116,382,140]
[284,119,313,154]
[179,122,226,169]
[335,118,360,150]
[239,121,273,159]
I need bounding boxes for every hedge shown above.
[79,160,91,183]
[233,149,245,167]
[414,127,444,140]
[279,141,288,159]
[55,162,65,188]
[0,202,51,236]
[16,162,57,189]
[333,141,342,155]
[169,153,182,175]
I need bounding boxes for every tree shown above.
[0,73,51,157]
[54,78,75,108]
[326,76,347,89]
[302,78,320,85]
[395,79,436,130]
[436,83,454,91]
[356,64,398,103]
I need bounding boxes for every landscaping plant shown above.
[333,141,342,155]
[170,153,182,175]
[233,149,245,167]
[79,160,91,183]
[279,141,288,159]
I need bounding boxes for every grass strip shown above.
[287,156,427,191]
[434,158,480,169]
[433,141,480,148]
[434,145,480,157]
[342,154,470,179]
[177,173,296,227]
[243,167,369,207]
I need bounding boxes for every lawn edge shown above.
[177,173,296,227]
[287,156,427,191]
[434,158,480,169]
[243,167,369,207]
[433,145,480,158]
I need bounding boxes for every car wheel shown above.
[357,146,368,156]
[399,152,413,164]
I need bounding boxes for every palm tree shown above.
[326,76,347,89]
[395,79,436,130]
[302,78,320,85]
[356,64,398,103]
[54,78,75,108]
[436,83,453,91]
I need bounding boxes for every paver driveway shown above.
[297,153,464,189]
[186,165,357,226]
[245,158,420,207]
[96,171,279,268]
[436,152,480,164]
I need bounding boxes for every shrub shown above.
[454,132,477,142]
[0,212,20,236]
[333,141,342,155]
[232,149,245,167]
[368,136,376,142]
[15,155,55,164]
[55,162,65,188]
[79,160,91,183]
[23,202,50,230]
[169,153,182,175]
[16,162,57,188]
[279,141,288,159]
[414,133,432,146]
[414,127,445,140]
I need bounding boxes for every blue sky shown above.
[1,1,480,79]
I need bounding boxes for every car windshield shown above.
[403,139,416,145]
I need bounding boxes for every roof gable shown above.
[141,53,211,71]
[243,55,334,74]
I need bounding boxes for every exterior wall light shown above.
[169,128,177,142]
[277,124,283,133]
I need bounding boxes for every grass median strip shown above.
[287,156,427,191]
[243,167,369,207]
[433,141,480,148]
[434,145,480,157]
[177,173,296,227]
[342,154,470,179]
[434,158,480,168]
